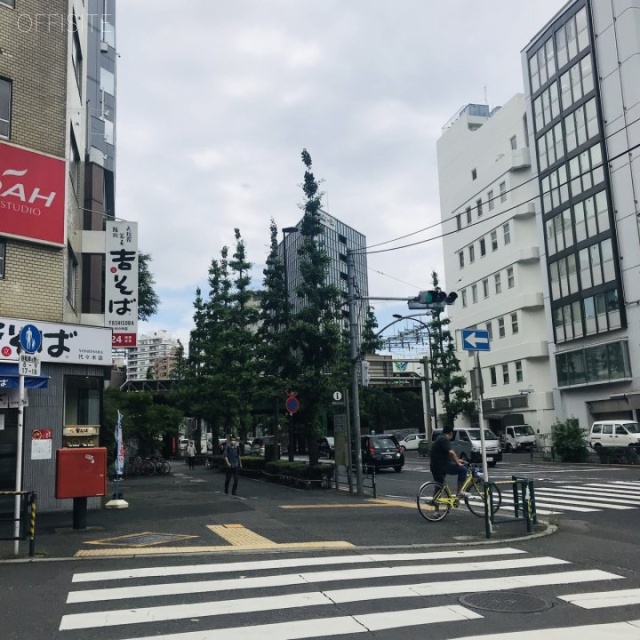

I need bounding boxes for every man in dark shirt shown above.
[430,426,468,496]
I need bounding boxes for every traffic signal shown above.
[418,290,447,305]
[445,292,458,305]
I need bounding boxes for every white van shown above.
[503,425,536,452]
[431,427,502,467]
[589,420,640,449]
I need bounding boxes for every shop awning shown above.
[0,363,49,389]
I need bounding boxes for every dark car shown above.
[357,434,404,472]
[317,437,335,459]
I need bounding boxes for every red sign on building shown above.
[0,142,66,246]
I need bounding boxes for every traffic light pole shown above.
[346,249,364,496]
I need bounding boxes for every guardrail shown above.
[334,464,377,498]
[483,477,536,539]
[0,491,37,557]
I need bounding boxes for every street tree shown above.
[288,149,347,463]
[138,252,160,321]
[428,270,475,429]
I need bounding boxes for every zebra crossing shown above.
[493,480,640,516]
[57,546,640,639]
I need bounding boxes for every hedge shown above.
[594,446,640,465]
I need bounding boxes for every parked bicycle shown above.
[126,455,171,476]
[416,463,502,522]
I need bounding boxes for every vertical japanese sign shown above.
[115,411,124,477]
[105,221,138,347]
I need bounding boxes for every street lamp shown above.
[282,226,298,461]
[393,314,438,434]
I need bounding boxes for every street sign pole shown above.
[474,351,489,484]
[13,369,24,556]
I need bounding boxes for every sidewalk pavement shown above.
[1,463,553,561]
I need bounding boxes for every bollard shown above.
[29,493,36,557]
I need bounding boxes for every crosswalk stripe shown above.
[71,547,526,583]
[115,605,483,640]
[583,484,640,495]
[560,487,640,501]
[523,500,599,512]
[560,588,640,609]
[532,491,633,509]
[67,556,568,604]
[438,619,640,640]
[534,488,640,505]
[59,568,621,631]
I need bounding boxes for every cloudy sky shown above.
[115,0,567,349]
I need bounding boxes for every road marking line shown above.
[67,556,566,603]
[560,588,640,609]
[60,569,619,631]
[72,547,526,582]
[533,492,633,509]
[279,498,414,509]
[207,524,278,547]
[534,488,640,504]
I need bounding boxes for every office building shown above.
[0,1,118,511]
[523,0,640,426]
[127,331,179,381]
[438,98,555,435]
[279,210,369,335]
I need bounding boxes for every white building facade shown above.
[523,0,640,428]
[127,330,179,381]
[438,98,556,437]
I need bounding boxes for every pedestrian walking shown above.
[186,440,196,470]
[223,434,242,495]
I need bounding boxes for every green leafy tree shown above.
[287,149,347,463]
[551,418,589,463]
[138,253,160,321]
[428,270,475,429]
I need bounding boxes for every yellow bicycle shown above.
[416,464,502,522]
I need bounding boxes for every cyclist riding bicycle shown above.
[429,425,468,498]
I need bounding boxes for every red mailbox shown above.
[55,447,107,499]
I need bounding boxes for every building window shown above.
[471,168,477,180]
[67,247,78,308]
[0,0,15,7]
[458,251,465,269]
[456,215,461,231]
[476,198,483,218]
[510,135,517,150]
[469,245,475,263]
[515,360,523,383]
[507,266,514,288]
[495,273,502,294]
[502,364,510,385]
[70,128,81,194]
[499,181,507,202]
[511,312,519,334]
[71,14,83,98]
[556,340,631,388]
[485,321,493,340]
[503,223,511,245]
[338,234,347,244]
[498,317,505,338]
[479,238,486,257]
[483,278,489,298]
[0,239,5,278]
[488,190,494,210]
[491,230,498,251]
[471,284,478,304]
[0,77,10,138]
[490,367,497,386]
[461,289,468,307]
[466,207,472,224]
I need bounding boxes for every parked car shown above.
[588,420,640,449]
[317,436,335,458]
[502,424,536,452]
[398,433,426,451]
[430,427,502,467]
[249,436,288,457]
[356,434,404,472]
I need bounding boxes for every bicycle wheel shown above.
[465,479,502,517]
[159,460,171,475]
[417,481,450,522]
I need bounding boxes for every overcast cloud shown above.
[115,0,568,348]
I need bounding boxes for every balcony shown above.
[510,147,531,170]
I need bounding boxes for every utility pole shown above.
[346,249,363,496]
[420,356,432,439]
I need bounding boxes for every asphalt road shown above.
[3,454,640,639]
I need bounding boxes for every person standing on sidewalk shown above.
[223,434,242,495]
[186,440,197,470]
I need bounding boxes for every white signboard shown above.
[31,438,52,460]
[0,317,112,365]
[105,221,138,348]
[19,353,40,376]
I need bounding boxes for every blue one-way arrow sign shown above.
[462,329,490,351]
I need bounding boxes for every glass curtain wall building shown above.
[523,0,640,424]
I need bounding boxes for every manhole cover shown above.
[459,591,552,613]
